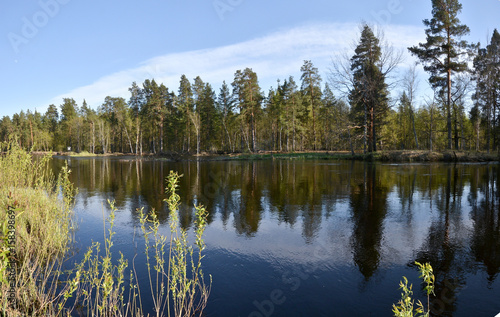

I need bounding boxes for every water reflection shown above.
[52,157,500,316]
[350,163,388,280]
[471,165,500,281]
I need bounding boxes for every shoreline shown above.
[39,150,500,163]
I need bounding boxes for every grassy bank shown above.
[365,150,499,162]
[0,142,76,316]
[0,142,210,316]
[197,150,499,162]
[50,149,500,162]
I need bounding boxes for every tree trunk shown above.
[454,104,459,150]
[460,110,464,150]
[476,117,480,151]
[140,130,143,155]
[430,105,434,152]
[251,112,256,152]
[348,127,355,155]
[197,131,200,155]
[447,62,452,150]
[29,119,34,148]
[123,123,133,153]
[92,122,96,154]
[310,79,316,151]
[135,119,140,155]
[410,107,419,149]
[159,119,164,153]
[371,105,376,152]
[363,103,368,154]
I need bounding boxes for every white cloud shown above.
[48,22,425,109]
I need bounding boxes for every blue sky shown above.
[1,0,498,118]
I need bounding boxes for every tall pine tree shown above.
[409,0,474,150]
[300,60,322,150]
[232,68,262,152]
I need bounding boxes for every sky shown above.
[1,0,499,118]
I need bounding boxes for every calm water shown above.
[52,157,500,316]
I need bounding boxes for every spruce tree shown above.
[349,24,389,153]
[217,81,235,152]
[473,29,500,152]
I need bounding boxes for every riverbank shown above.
[0,145,76,316]
[53,150,499,163]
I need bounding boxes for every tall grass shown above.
[0,142,211,316]
[0,141,76,316]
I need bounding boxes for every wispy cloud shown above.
[48,22,424,108]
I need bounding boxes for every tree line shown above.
[1,0,499,154]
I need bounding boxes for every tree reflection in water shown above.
[51,157,499,316]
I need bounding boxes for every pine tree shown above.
[191,76,205,154]
[0,116,14,143]
[60,98,79,151]
[81,100,98,154]
[44,104,59,150]
[232,68,262,152]
[142,79,169,153]
[409,0,474,150]
[300,60,322,150]
[282,76,303,151]
[129,82,145,154]
[178,75,194,152]
[264,84,281,151]
[320,84,341,150]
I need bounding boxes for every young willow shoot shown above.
[136,171,211,317]
[165,171,211,317]
[392,261,435,317]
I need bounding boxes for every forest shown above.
[1,1,499,155]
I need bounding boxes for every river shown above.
[52,157,500,316]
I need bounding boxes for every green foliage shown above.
[300,60,323,150]
[232,68,263,152]
[349,24,389,153]
[60,171,210,317]
[0,16,497,154]
[409,0,475,150]
[59,200,129,316]
[0,141,76,316]
[473,29,500,153]
[163,171,211,317]
[392,261,435,317]
[0,143,210,316]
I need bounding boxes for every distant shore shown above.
[40,150,500,163]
